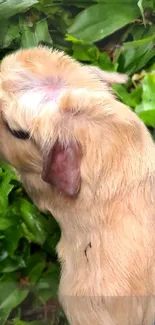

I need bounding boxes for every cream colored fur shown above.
[0,46,155,325]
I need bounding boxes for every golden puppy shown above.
[0,46,155,325]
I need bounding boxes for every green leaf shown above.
[70,0,95,8]
[0,0,39,20]
[0,216,17,230]
[113,84,142,108]
[34,19,53,45]
[68,3,140,43]
[0,251,8,262]
[0,288,28,323]
[2,24,20,48]
[19,199,48,245]
[0,21,9,48]
[0,256,25,273]
[117,25,155,75]
[72,43,100,62]
[0,274,29,325]
[0,274,18,304]
[96,52,117,72]
[37,264,59,288]
[0,288,28,310]
[65,34,81,43]
[0,205,21,230]
[135,74,155,127]
[19,17,53,48]
[0,165,17,213]
[19,18,38,48]
[28,262,46,284]
[137,108,155,127]
[43,233,60,257]
[123,33,155,49]
[34,0,60,15]
[23,253,46,283]
[43,217,60,257]
[35,264,60,301]
[137,0,146,25]
[0,311,9,325]
[118,42,155,76]
[1,225,22,255]
[13,319,43,325]
[0,162,17,180]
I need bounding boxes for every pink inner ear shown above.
[13,70,66,103]
[42,140,82,197]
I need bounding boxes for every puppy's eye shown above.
[9,129,30,140]
[4,120,30,140]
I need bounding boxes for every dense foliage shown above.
[0,0,155,324]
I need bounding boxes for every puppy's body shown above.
[0,47,155,325]
[21,98,155,325]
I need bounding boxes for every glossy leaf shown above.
[0,256,25,273]
[96,52,117,72]
[1,225,22,255]
[135,74,155,127]
[0,0,39,20]
[113,84,142,108]
[36,264,59,296]
[23,253,46,282]
[34,19,53,45]
[68,3,140,43]
[0,21,9,48]
[19,18,38,48]
[2,24,20,48]
[0,274,18,304]
[0,274,29,325]
[117,25,155,75]
[19,199,48,245]
[72,43,100,62]
[0,216,18,230]
[13,319,43,325]
[35,0,60,15]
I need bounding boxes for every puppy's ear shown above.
[42,140,82,197]
[86,66,128,84]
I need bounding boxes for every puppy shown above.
[0,46,155,325]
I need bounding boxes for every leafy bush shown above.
[0,0,155,324]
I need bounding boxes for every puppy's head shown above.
[0,46,145,200]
